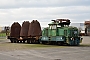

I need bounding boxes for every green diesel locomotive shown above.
[40,19,82,45]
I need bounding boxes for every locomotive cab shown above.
[40,19,82,45]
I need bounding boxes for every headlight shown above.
[60,37,62,39]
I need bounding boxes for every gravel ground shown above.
[80,36,90,44]
[0,47,90,60]
[0,36,90,60]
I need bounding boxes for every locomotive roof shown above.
[57,26,78,29]
[48,19,71,25]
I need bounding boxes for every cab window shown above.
[50,25,57,29]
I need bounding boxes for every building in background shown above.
[70,23,85,30]
[85,21,90,36]
[70,23,85,36]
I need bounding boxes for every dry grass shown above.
[0,42,67,51]
[0,43,27,51]
[0,36,90,52]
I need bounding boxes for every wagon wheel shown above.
[17,40,19,43]
[27,39,30,44]
[14,40,16,43]
[10,39,13,43]
[23,40,25,43]
[20,40,22,43]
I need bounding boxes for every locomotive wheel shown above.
[49,41,56,45]
[42,41,47,44]
[42,41,45,44]
[57,42,64,46]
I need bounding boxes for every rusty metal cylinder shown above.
[10,22,21,37]
[20,21,30,37]
[28,20,42,37]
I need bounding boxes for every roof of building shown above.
[85,21,90,25]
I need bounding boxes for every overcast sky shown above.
[0,0,90,27]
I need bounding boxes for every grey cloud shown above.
[0,0,90,9]
[0,0,90,26]
[0,6,90,22]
